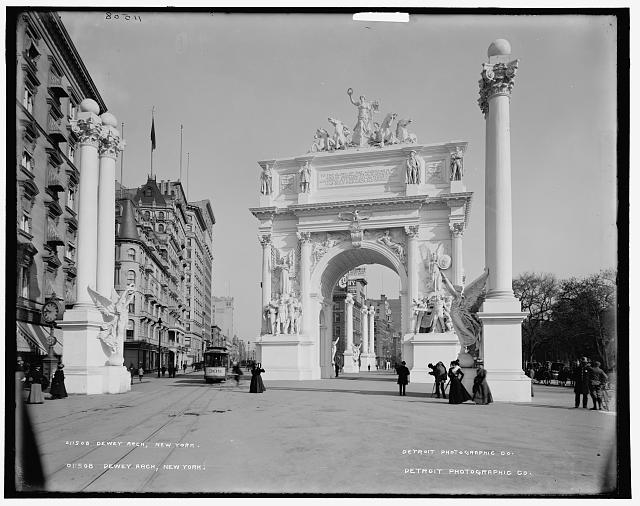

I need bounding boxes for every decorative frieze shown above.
[318,166,396,188]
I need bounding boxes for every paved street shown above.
[24,370,616,495]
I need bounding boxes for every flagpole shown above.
[150,106,155,178]
[179,124,183,181]
[186,152,190,200]
[120,122,125,198]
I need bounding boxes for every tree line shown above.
[512,269,617,371]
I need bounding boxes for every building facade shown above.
[15,11,107,365]
[212,296,234,343]
[331,268,367,366]
[117,177,214,371]
[370,295,402,368]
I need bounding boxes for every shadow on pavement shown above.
[265,385,434,398]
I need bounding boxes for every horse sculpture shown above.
[328,117,350,150]
[375,112,397,147]
[396,118,418,144]
[310,128,335,152]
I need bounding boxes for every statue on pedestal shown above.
[331,337,340,365]
[450,148,464,181]
[405,150,423,184]
[260,164,273,195]
[264,299,278,334]
[298,161,311,193]
[87,284,136,365]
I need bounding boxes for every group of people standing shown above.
[397,359,493,405]
[17,356,67,404]
[573,357,609,410]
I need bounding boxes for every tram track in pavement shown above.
[74,385,218,493]
[43,385,208,483]
[31,376,207,436]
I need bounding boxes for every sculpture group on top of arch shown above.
[310,88,420,152]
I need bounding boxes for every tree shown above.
[512,272,559,363]
[552,269,617,371]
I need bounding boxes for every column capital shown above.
[258,233,271,246]
[477,59,519,116]
[404,225,420,238]
[296,231,312,243]
[99,125,125,159]
[71,112,103,148]
[449,222,465,237]
[345,293,355,306]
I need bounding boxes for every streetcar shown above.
[203,346,229,383]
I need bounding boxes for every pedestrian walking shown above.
[49,363,68,399]
[368,364,371,372]
[472,364,493,405]
[161,366,167,377]
[26,366,47,404]
[232,362,243,386]
[128,363,135,384]
[573,357,591,409]
[138,363,144,383]
[249,363,266,393]
[588,361,608,410]
[447,361,472,404]
[396,361,410,396]
[17,355,26,386]
[182,362,187,374]
[334,361,340,378]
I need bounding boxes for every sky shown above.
[58,10,618,340]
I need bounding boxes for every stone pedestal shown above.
[104,366,132,394]
[403,331,459,384]
[449,180,466,193]
[259,195,273,207]
[342,351,358,373]
[255,334,319,380]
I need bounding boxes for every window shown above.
[158,212,165,220]
[23,88,34,113]
[21,150,33,172]
[114,267,120,285]
[126,320,134,340]
[127,248,136,261]
[334,313,341,323]
[143,211,150,221]
[129,296,135,313]
[67,184,76,210]
[19,267,29,298]
[127,270,136,284]
[19,211,31,234]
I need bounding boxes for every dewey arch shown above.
[250,121,472,381]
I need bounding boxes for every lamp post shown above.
[157,317,162,377]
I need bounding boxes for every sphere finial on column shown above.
[487,39,511,57]
[100,112,118,128]
[79,98,100,114]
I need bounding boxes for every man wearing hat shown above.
[572,357,591,408]
[588,361,608,410]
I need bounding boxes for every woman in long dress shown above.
[472,365,493,405]
[49,363,68,399]
[249,363,266,393]
[448,361,472,404]
[27,366,46,404]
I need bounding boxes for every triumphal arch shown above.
[252,42,532,403]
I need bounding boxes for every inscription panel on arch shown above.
[317,166,399,188]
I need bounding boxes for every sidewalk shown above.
[22,372,617,495]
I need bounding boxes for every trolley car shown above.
[203,346,229,383]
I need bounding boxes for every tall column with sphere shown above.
[477,39,529,402]
[97,113,124,296]
[71,99,103,307]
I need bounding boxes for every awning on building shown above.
[16,321,63,355]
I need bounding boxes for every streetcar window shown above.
[204,353,227,367]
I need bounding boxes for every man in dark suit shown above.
[588,361,608,410]
[573,357,591,408]
[397,361,410,396]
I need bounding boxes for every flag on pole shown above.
[151,114,156,151]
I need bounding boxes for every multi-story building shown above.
[116,177,214,370]
[332,268,367,363]
[186,200,215,363]
[212,296,234,343]
[15,11,107,364]
[371,294,403,368]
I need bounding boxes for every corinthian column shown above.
[476,39,529,402]
[70,99,103,307]
[478,41,520,303]
[449,222,464,286]
[404,225,419,332]
[297,231,312,336]
[368,305,375,356]
[360,306,369,354]
[259,233,272,309]
[97,113,124,296]
[342,294,357,373]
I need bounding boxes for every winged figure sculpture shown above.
[87,284,136,356]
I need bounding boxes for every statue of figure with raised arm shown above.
[260,164,273,195]
[347,88,379,146]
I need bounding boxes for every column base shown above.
[255,334,320,380]
[403,331,460,383]
[63,365,132,394]
[342,351,359,373]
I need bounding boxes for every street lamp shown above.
[157,317,162,377]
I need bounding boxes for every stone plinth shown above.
[342,351,358,373]
[449,180,466,193]
[255,335,320,380]
[403,331,459,384]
